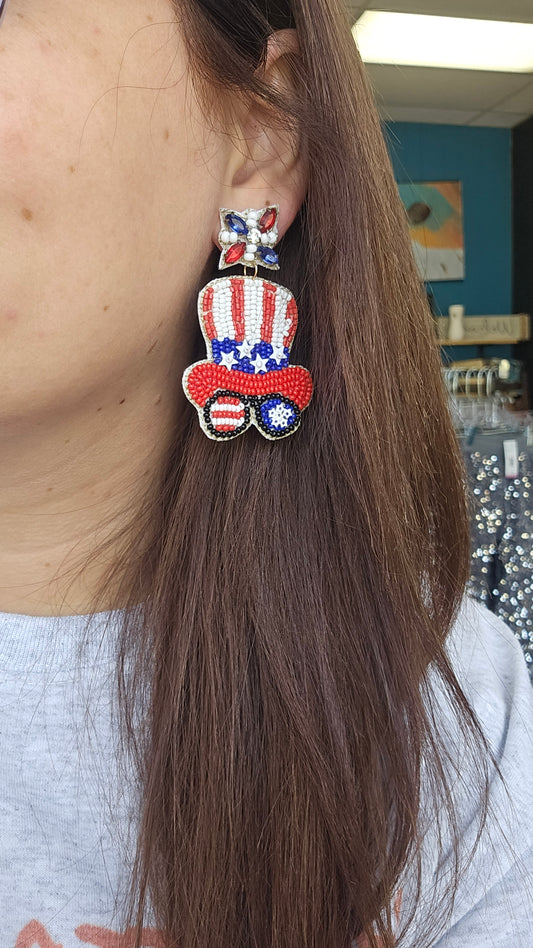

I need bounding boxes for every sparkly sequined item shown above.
[462,430,533,679]
[183,206,313,440]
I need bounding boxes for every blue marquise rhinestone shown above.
[225,213,248,235]
[257,245,279,266]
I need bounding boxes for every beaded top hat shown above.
[182,205,313,440]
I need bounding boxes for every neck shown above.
[0,380,178,617]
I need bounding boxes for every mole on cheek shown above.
[21,208,33,221]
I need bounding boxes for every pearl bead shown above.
[220,230,230,243]
[246,244,258,253]
[230,233,238,243]
[244,252,255,261]
[261,234,269,244]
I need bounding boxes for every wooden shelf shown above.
[436,314,530,348]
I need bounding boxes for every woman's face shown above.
[0,0,229,424]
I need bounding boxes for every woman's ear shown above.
[212,29,307,246]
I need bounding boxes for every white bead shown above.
[244,252,255,262]
[246,210,258,221]
[261,233,269,244]
[230,232,238,243]
[246,244,258,253]
[268,231,277,244]
[220,230,230,243]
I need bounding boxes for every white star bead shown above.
[219,350,238,369]
[271,343,286,362]
[237,339,254,359]
[252,353,269,373]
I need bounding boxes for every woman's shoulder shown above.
[445,594,532,730]
[439,594,533,831]
[408,597,533,946]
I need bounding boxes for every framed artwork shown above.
[397,180,465,282]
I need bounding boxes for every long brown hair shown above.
[85,0,490,944]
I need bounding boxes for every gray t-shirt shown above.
[0,596,532,946]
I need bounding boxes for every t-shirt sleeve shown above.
[402,596,533,947]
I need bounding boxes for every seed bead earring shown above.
[182,205,313,441]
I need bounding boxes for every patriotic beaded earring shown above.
[182,205,313,440]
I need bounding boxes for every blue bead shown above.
[257,246,279,266]
[225,213,247,235]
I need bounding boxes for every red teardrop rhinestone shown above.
[258,208,277,232]
[224,242,246,265]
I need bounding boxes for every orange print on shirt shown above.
[15,921,62,948]
[16,891,401,948]
[75,927,165,948]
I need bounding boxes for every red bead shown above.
[259,208,276,232]
[224,242,246,265]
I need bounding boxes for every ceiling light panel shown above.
[353,11,533,72]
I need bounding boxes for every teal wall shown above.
[384,122,513,360]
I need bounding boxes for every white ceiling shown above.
[347,0,533,127]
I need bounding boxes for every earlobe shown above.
[211,29,307,250]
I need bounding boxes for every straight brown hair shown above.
[83,0,491,944]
